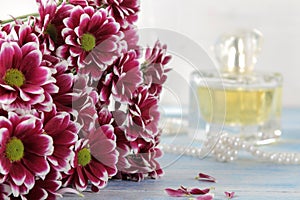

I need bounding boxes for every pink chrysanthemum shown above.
[0,112,53,197]
[103,0,140,28]
[41,108,79,172]
[57,6,125,77]
[44,55,75,115]
[0,27,56,113]
[72,74,98,133]
[22,169,62,200]
[63,126,118,192]
[114,128,163,181]
[126,86,160,141]
[97,50,142,104]
[35,0,74,52]
[142,41,172,96]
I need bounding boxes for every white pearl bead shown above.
[172,147,177,153]
[270,154,278,161]
[277,158,283,163]
[248,146,256,153]
[293,157,300,164]
[229,157,235,161]
[241,143,247,149]
[285,158,291,164]
[262,152,269,159]
[254,150,261,156]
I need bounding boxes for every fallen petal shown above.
[197,173,217,183]
[225,191,235,199]
[165,188,188,197]
[190,188,210,195]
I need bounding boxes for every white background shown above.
[1,0,300,107]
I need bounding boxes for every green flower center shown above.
[4,69,25,87]
[81,33,96,52]
[5,138,24,162]
[46,23,58,43]
[77,148,91,167]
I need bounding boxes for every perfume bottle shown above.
[189,29,283,144]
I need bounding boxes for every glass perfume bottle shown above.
[189,29,283,144]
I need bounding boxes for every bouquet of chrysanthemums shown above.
[0,0,171,199]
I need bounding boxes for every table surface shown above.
[64,108,300,200]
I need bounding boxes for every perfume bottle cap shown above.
[214,29,263,74]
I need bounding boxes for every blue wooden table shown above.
[64,108,300,199]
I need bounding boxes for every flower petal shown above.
[225,191,235,199]
[23,134,54,156]
[23,154,50,177]
[0,156,11,175]
[0,42,14,72]
[165,188,188,197]
[190,188,210,195]
[197,173,217,183]
[10,163,26,186]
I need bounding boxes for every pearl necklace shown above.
[159,118,300,165]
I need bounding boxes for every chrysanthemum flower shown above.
[57,6,125,78]
[97,50,142,104]
[126,86,160,141]
[0,112,53,197]
[35,0,74,52]
[142,41,172,96]
[103,0,140,28]
[72,74,98,133]
[0,28,56,113]
[63,126,118,192]
[43,55,75,114]
[114,128,163,181]
[42,108,79,172]
[22,169,62,200]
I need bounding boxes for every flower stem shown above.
[0,13,39,24]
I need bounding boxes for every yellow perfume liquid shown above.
[197,86,282,126]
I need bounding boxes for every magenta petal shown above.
[23,134,53,156]
[0,90,17,104]
[165,188,187,197]
[190,188,210,195]
[76,167,88,190]
[196,194,214,200]
[22,84,44,94]
[0,156,11,175]
[14,117,37,136]
[20,50,42,71]
[225,191,235,199]
[88,161,108,180]
[23,167,35,189]
[0,42,14,71]
[19,89,31,101]
[10,164,26,186]
[44,113,70,135]
[23,154,50,177]
[197,173,217,183]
